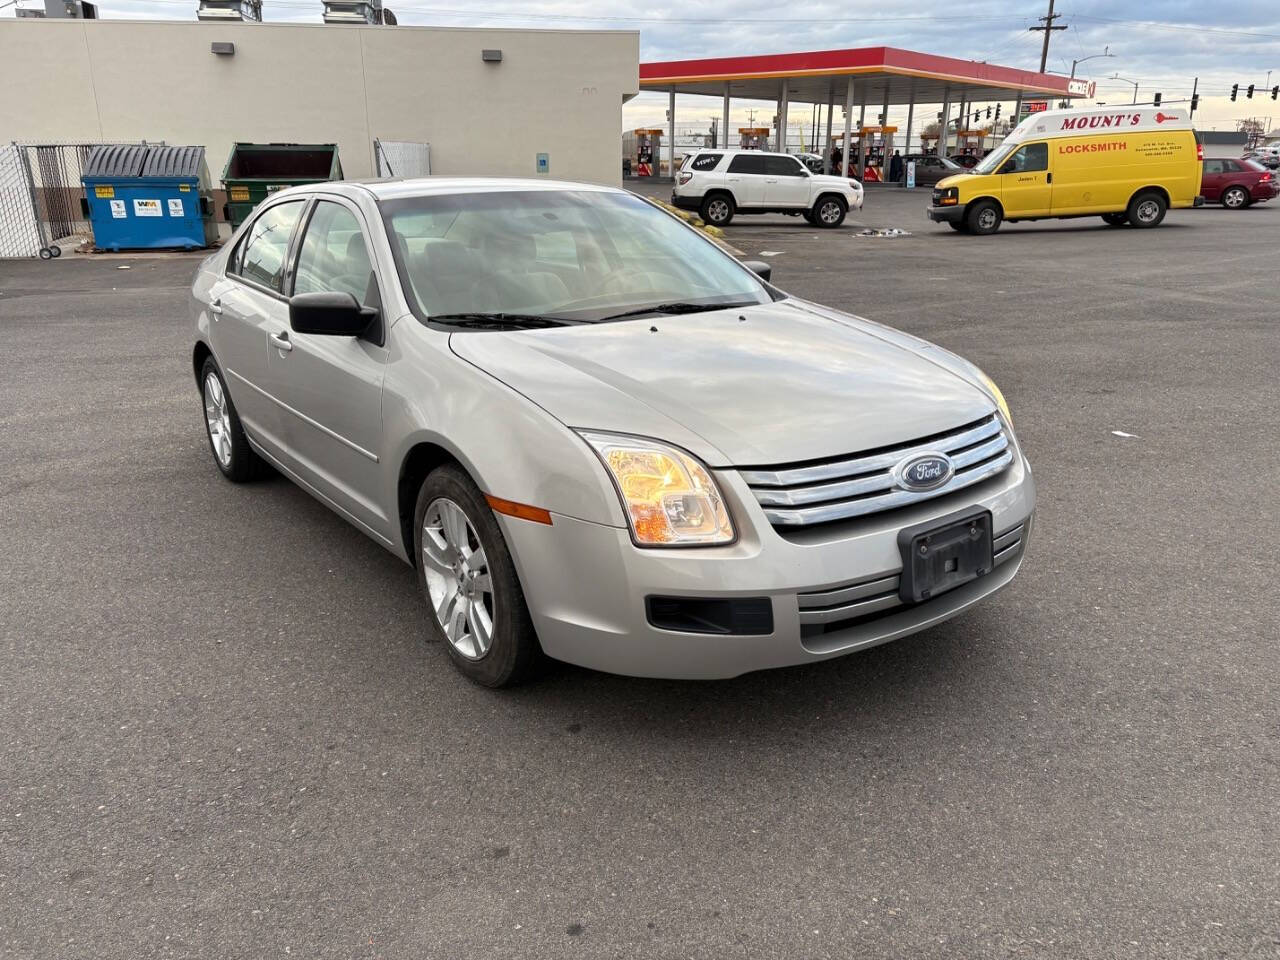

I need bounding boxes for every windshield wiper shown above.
[594,301,758,323]
[430,312,582,329]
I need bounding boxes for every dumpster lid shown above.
[141,145,206,179]
[83,144,149,179]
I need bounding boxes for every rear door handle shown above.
[269,330,293,353]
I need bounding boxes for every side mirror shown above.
[289,291,377,337]
[742,260,772,282]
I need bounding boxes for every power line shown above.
[1068,13,1280,42]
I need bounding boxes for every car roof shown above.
[265,177,626,202]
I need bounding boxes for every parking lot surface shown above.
[2,190,1278,959]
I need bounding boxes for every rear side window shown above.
[727,154,766,175]
[1202,159,1224,174]
[690,153,723,171]
[1220,160,1241,172]
[764,155,806,177]
[234,200,305,292]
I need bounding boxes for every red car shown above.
[1200,157,1278,209]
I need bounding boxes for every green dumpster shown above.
[220,143,343,228]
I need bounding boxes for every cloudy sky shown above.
[5,0,1278,135]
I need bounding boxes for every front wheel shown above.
[966,200,1002,235]
[699,194,734,227]
[1221,186,1250,209]
[1101,213,1128,226]
[812,195,847,228]
[413,465,540,687]
[1127,190,1167,228]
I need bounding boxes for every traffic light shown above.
[1273,86,1279,100]
[1153,92,1161,107]
[1191,94,1199,111]
[1247,84,1255,99]
[986,106,992,119]
[1231,84,1238,101]
[995,104,1001,120]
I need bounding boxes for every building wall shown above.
[0,19,638,189]
[1198,133,1249,159]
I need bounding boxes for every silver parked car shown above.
[191,178,1034,686]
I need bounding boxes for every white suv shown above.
[672,148,864,228]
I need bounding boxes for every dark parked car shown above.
[1200,158,1278,208]
[949,154,980,169]
[1243,151,1279,170]
[904,154,966,186]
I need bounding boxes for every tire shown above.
[1221,186,1249,210]
[1126,190,1167,228]
[947,220,967,232]
[802,210,816,224]
[812,194,847,228]
[699,193,734,227]
[49,245,62,258]
[966,199,1002,235]
[413,465,540,688]
[1101,213,1128,226]
[38,247,53,260]
[200,356,263,483]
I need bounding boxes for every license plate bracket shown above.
[897,508,994,604]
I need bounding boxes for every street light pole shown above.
[1070,46,1112,80]
[1112,73,1140,104]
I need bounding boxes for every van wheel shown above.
[1101,213,1128,226]
[1127,191,1167,228]
[1221,186,1250,209]
[699,193,734,227]
[966,200,1002,235]
[812,195,847,228]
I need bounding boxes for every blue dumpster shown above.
[81,144,216,251]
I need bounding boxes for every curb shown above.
[645,198,745,257]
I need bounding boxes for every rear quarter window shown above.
[690,153,724,172]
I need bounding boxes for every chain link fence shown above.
[1,141,146,259]
[374,139,431,178]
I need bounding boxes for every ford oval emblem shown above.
[896,452,954,492]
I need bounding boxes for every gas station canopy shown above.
[640,46,1091,105]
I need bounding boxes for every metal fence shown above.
[0,141,139,259]
[374,139,431,178]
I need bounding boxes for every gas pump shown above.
[738,128,770,150]
[954,129,985,160]
[857,125,897,182]
[627,128,663,177]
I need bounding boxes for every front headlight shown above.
[977,369,1013,427]
[579,432,735,547]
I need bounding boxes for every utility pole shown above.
[1029,0,1067,73]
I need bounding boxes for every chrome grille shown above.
[797,522,1025,634]
[740,414,1013,527]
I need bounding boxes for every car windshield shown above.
[972,143,1016,175]
[380,190,774,326]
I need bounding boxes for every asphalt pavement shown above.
[2,190,1278,959]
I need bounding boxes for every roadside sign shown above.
[535,152,550,175]
[1019,100,1049,122]
[906,161,916,189]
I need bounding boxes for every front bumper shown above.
[499,449,1036,679]
[926,204,965,223]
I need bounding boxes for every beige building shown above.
[0,18,638,194]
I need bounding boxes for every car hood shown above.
[812,174,861,190]
[449,300,995,467]
[936,173,971,189]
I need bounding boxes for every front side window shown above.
[1005,142,1048,174]
[234,200,305,292]
[381,190,774,324]
[727,154,766,175]
[293,201,376,306]
[1220,160,1241,173]
[764,155,807,177]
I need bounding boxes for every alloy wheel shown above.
[203,372,233,468]
[706,199,729,223]
[1223,188,1247,209]
[421,498,495,660]
[819,201,842,224]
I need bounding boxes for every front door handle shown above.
[1046,172,1053,184]
[209,298,223,317]
[269,330,293,353]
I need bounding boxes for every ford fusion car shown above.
[190,178,1034,687]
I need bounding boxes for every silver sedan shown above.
[191,178,1034,686]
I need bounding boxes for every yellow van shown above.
[926,106,1203,234]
